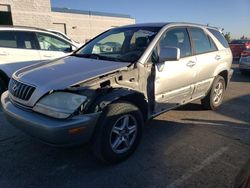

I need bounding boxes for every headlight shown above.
[33,92,87,119]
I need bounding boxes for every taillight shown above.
[245,43,250,49]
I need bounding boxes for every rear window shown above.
[0,31,37,49]
[0,31,17,48]
[208,28,229,48]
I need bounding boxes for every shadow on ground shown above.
[0,118,187,187]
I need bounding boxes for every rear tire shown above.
[201,75,225,110]
[91,101,143,164]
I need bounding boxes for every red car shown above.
[229,40,250,59]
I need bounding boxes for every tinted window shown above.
[160,28,192,58]
[36,33,71,52]
[208,28,229,48]
[0,31,36,49]
[0,31,17,48]
[190,28,217,54]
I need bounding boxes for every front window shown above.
[76,27,161,62]
[36,32,72,52]
[159,28,192,58]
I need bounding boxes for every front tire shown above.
[92,101,143,164]
[201,75,225,110]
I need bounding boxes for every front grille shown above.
[9,79,35,101]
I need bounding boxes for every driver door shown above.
[154,27,198,114]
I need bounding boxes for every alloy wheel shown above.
[213,81,224,105]
[109,114,138,154]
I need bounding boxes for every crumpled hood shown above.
[13,56,130,106]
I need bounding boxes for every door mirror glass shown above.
[72,45,77,51]
[159,46,180,63]
[68,45,77,52]
[63,45,77,53]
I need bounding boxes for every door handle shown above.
[186,61,196,67]
[0,51,9,56]
[215,55,221,60]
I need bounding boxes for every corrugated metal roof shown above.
[51,7,132,19]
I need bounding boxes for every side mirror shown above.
[159,46,180,63]
[64,45,76,53]
[71,45,77,51]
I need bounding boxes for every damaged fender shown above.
[86,88,148,120]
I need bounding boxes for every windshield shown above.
[75,27,161,62]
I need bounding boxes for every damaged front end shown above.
[1,62,152,146]
[63,62,152,120]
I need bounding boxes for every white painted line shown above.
[219,160,238,170]
[167,146,229,188]
[184,120,250,130]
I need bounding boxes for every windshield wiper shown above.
[72,53,127,62]
[72,53,103,60]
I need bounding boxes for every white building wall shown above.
[1,0,135,43]
[1,0,52,28]
[51,12,135,43]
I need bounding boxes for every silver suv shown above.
[1,23,233,163]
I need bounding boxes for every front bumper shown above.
[1,91,101,146]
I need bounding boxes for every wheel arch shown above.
[213,65,229,88]
[87,88,149,121]
[218,70,228,88]
[0,70,10,90]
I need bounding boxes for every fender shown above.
[213,63,231,88]
[86,88,148,120]
[213,62,229,78]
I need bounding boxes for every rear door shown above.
[188,27,219,99]
[35,32,73,60]
[0,30,40,64]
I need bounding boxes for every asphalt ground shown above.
[0,62,249,188]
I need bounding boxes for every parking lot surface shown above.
[0,62,250,188]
